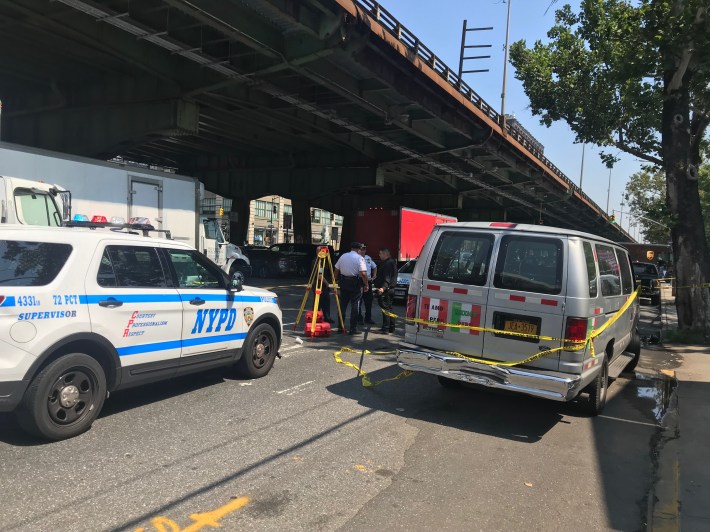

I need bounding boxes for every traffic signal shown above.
[610,213,616,224]
[219,207,224,216]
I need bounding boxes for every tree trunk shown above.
[663,74,710,334]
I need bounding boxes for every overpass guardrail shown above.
[354,0,621,231]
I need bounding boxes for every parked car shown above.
[394,259,417,302]
[0,224,282,440]
[632,261,661,305]
[245,243,335,278]
[397,222,641,415]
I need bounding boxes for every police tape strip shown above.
[334,288,640,387]
[332,347,413,388]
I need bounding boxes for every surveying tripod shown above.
[294,246,345,334]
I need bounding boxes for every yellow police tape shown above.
[333,288,640,387]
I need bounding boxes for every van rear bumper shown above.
[397,343,583,401]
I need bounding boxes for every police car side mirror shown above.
[230,274,244,292]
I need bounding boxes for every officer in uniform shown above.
[334,242,369,335]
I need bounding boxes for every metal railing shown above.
[354,0,619,228]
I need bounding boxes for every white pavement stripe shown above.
[275,380,315,396]
[597,415,660,428]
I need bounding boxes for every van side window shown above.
[616,249,633,295]
[583,241,598,297]
[494,236,564,295]
[596,244,622,296]
[427,232,494,285]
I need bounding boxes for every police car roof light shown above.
[91,215,108,223]
[72,214,90,222]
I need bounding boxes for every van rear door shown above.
[414,230,495,358]
[485,234,566,371]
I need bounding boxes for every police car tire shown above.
[584,358,608,416]
[235,323,277,379]
[17,353,107,441]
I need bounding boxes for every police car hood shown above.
[244,286,278,297]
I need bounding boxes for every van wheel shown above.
[437,375,462,389]
[16,353,107,441]
[583,358,608,416]
[625,330,641,372]
[236,323,277,379]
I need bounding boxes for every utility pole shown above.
[605,167,612,214]
[579,144,586,189]
[457,20,492,80]
[501,0,512,131]
[619,198,625,227]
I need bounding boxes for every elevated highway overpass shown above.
[0,0,632,244]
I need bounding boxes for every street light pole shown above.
[605,167,612,214]
[501,0,512,131]
[579,144,586,189]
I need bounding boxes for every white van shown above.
[397,222,640,414]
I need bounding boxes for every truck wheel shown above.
[229,264,246,284]
[625,330,642,372]
[235,323,277,379]
[16,353,107,441]
[583,358,608,416]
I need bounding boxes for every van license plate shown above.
[503,320,538,336]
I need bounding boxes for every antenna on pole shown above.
[457,19,492,82]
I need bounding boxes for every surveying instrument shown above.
[294,246,345,336]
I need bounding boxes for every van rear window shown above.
[427,232,494,285]
[0,241,72,286]
[494,236,563,295]
[596,244,622,296]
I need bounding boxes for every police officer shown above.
[334,242,369,335]
[357,244,377,325]
[374,247,397,334]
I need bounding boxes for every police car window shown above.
[583,241,598,297]
[103,246,167,288]
[167,249,225,289]
[0,241,71,286]
[596,244,622,296]
[427,232,494,285]
[616,249,633,295]
[494,236,564,295]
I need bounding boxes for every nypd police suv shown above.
[0,225,282,440]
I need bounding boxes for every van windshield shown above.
[14,188,62,226]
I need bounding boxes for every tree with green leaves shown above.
[625,167,672,244]
[510,0,710,334]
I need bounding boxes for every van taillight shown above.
[565,317,589,342]
[406,295,417,319]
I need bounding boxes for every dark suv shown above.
[245,243,335,278]
[632,261,661,305]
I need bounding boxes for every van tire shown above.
[625,330,641,372]
[16,353,107,441]
[235,323,277,379]
[583,358,608,416]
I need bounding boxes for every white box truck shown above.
[0,142,250,280]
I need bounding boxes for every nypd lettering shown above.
[191,308,238,334]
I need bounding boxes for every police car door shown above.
[87,243,183,381]
[163,247,244,359]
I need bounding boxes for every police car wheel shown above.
[236,323,277,379]
[17,353,107,441]
[583,358,608,416]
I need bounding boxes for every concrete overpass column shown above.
[339,210,357,251]
[229,197,251,245]
[292,199,311,244]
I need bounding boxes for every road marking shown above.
[135,496,250,532]
[280,345,303,352]
[275,380,315,396]
[597,415,660,428]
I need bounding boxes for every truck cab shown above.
[0,176,66,226]
[200,216,252,281]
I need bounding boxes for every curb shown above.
[646,369,680,531]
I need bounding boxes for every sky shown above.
[379,0,645,238]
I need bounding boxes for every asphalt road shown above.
[0,279,671,531]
